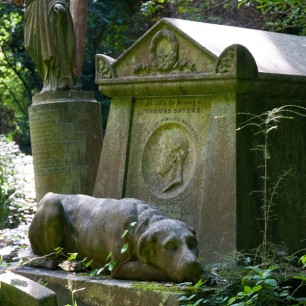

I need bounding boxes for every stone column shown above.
[29,91,103,201]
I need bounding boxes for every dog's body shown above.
[29,192,204,282]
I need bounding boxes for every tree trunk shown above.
[70,0,88,79]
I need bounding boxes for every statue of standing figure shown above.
[24,0,79,92]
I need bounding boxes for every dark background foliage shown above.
[1,0,306,153]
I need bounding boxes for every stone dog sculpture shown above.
[29,192,204,283]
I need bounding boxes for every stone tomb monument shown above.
[26,0,103,201]
[94,18,306,262]
[29,91,102,202]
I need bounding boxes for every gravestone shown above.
[94,18,306,262]
[29,91,102,201]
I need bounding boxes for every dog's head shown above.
[135,219,204,283]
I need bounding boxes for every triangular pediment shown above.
[96,19,218,81]
[96,18,306,83]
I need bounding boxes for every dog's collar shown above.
[134,209,155,237]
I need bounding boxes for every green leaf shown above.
[55,247,63,254]
[178,296,189,301]
[227,296,237,305]
[90,269,98,276]
[108,260,116,272]
[252,285,262,292]
[294,275,306,281]
[194,278,203,289]
[193,298,204,306]
[85,259,93,268]
[121,243,129,254]
[121,230,128,238]
[68,253,78,261]
[97,267,105,275]
[263,278,278,287]
[188,294,197,300]
[106,252,113,260]
[244,285,252,293]
[300,254,306,266]
[130,221,137,227]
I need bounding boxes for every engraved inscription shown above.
[147,195,194,222]
[144,117,199,144]
[141,99,202,115]
[30,107,89,177]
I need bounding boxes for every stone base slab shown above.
[0,271,57,306]
[16,267,208,306]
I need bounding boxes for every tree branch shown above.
[0,80,27,117]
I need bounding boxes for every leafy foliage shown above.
[140,0,264,28]
[238,0,306,35]
[226,255,306,305]
[0,134,36,229]
[2,0,306,148]
[173,250,306,305]
[0,4,40,152]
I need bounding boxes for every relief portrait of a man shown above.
[156,128,189,193]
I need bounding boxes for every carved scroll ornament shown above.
[95,54,115,82]
[216,49,235,73]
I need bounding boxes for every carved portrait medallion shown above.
[142,123,196,199]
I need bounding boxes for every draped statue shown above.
[24,0,79,92]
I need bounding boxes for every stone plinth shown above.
[29,91,102,201]
[0,271,57,306]
[94,18,306,262]
[16,267,209,306]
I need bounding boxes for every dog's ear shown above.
[135,229,157,264]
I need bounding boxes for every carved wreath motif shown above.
[134,29,199,76]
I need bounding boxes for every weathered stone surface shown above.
[94,18,306,261]
[29,91,102,201]
[94,97,133,198]
[0,271,58,306]
[29,193,204,283]
[17,267,208,306]
[103,18,306,78]
[25,0,78,92]
[122,95,237,262]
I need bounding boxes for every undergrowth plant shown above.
[237,105,306,262]
[57,251,85,306]
[175,105,306,305]
[0,134,36,229]
[227,253,306,306]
